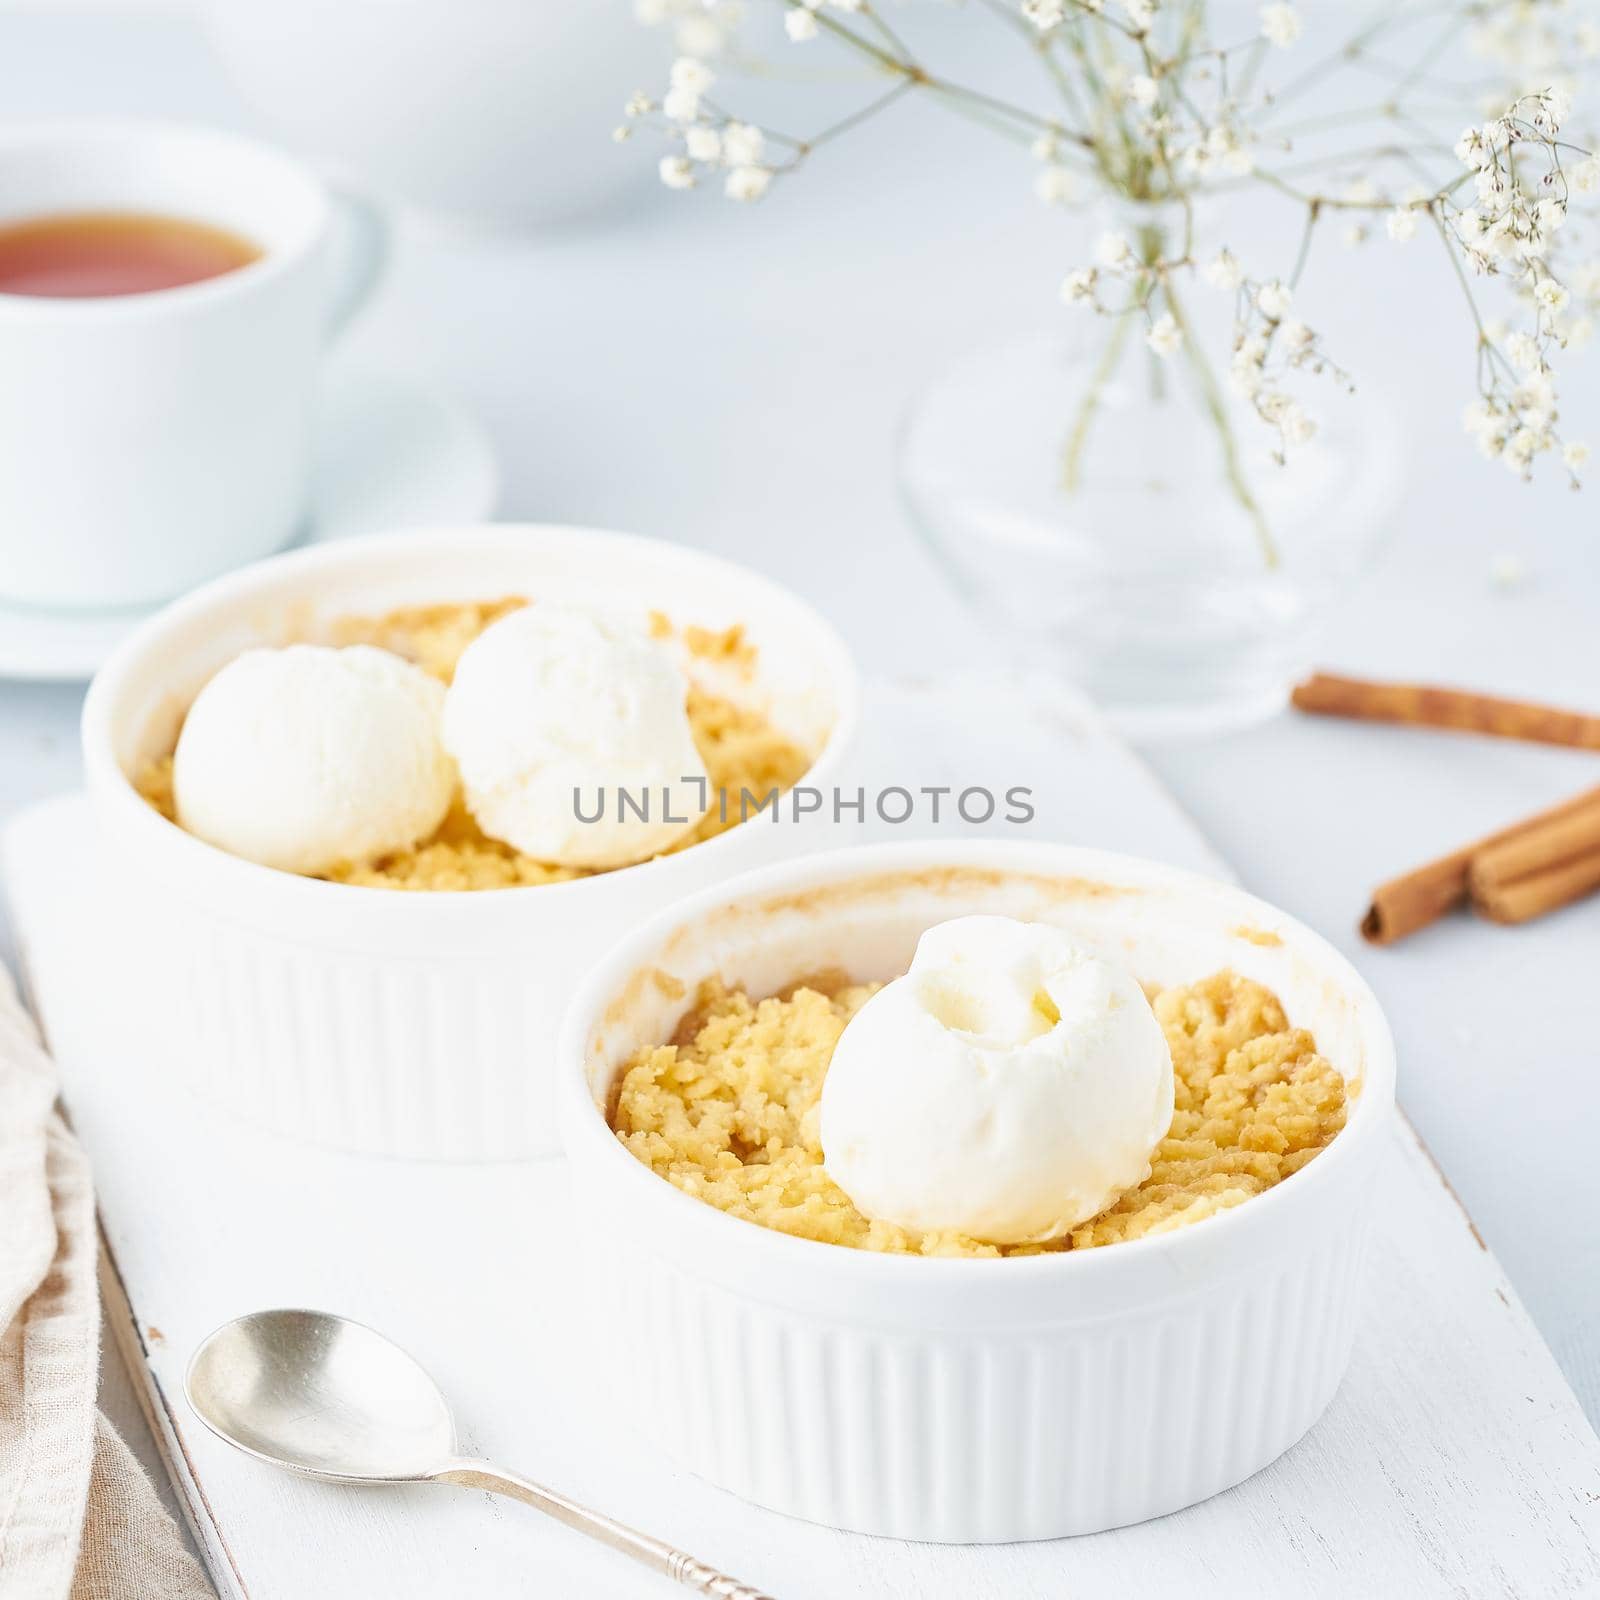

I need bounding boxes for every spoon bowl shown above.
[187,1308,456,1482]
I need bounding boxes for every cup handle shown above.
[322,186,390,340]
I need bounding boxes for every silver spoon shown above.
[186,1308,773,1599]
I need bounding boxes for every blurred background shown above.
[3,3,1594,689]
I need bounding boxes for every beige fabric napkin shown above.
[0,965,214,1600]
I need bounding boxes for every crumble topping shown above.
[611,970,1347,1256]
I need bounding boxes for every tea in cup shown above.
[0,210,263,299]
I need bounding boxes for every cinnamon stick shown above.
[1292,672,1600,752]
[1361,784,1600,944]
[1471,848,1600,924]
[1468,806,1600,924]
[1471,808,1600,888]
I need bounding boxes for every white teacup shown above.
[0,120,386,610]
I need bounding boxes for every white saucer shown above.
[0,370,499,682]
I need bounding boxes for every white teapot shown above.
[204,0,663,232]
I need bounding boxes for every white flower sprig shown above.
[626,0,1599,509]
[1439,91,1589,481]
[1217,272,1352,463]
[623,59,779,202]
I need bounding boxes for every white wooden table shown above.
[8,679,1600,1598]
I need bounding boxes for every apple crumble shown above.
[137,599,812,890]
[611,969,1348,1256]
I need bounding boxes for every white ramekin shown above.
[557,841,1397,1542]
[81,525,858,1161]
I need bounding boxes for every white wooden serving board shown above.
[6,678,1599,1600]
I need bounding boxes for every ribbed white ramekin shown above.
[81,525,858,1161]
[557,841,1397,1542]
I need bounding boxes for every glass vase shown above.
[898,244,1400,738]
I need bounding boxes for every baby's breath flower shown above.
[1256,280,1292,319]
[1455,127,1492,170]
[1490,553,1527,587]
[1230,335,1267,397]
[1180,122,1255,179]
[1475,166,1510,210]
[659,155,696,190]
[1385,207,1418,243]
[1512,373,1557,427]
[1147,313,1182,356]
[1463,399,1506,457]
[1030,133,1060,162]
[662,87,701,122]
[1034,166,1077,204]
[625,92,653,118]
[1021,0,1067,28]
[1096,231,1135,269]
[1504,425,1546,475]
[722,123,765,167]
[1258,390,1291,423]
[1119,0,1156,32]
[725,165,773,202]
[669,56,715,95]
[1280,318,1314,351]
[1506,331,1542,373]
[612,125,632,144]
[1537,88,1571,132]
[1127,75,1159,110]
[1282,404,1317,446]
[676,15,725,56]
[1060,267,1097,305]
[1571,160,1600,198]
[785,6,819,41]
[634,0,743,56]
[1534,197,1566,239]
[1535,278,1571,314]
[1203,249,1243,290]
[1260,3,1302,48]
[1565,440,1591,472]
[685,125,721,162]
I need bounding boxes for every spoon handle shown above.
[434,1459,775,1599]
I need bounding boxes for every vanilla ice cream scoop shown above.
[173,644,454,876]
[440,606,710,870]
[820,915,1174,1245]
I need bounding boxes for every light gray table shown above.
[2,5,1596,1477]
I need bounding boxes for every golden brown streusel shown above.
[328,598,529,681]
[610,970,1347,1257]
[137,600,812,890]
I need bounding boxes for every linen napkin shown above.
[0,964,214,1600]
